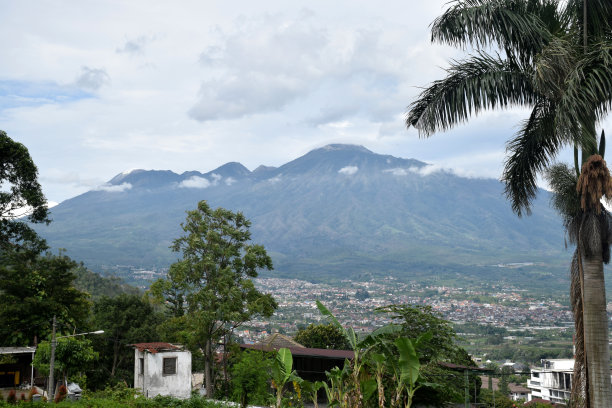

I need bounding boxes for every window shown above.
[163,357,177,375]
[139,358,144,374]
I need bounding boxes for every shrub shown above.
[55,385,68,403]
[229,349,273,407]
[27,387,36,401]
[6,389,16,404]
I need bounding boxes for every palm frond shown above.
[544,162,580,227]
[534,36,578,100]
[563,0,612,41]
[555,41,612,142]
[431,0,554,59]
[406,53,536,135]
[503,98,567,216]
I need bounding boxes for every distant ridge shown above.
[38,144,568,287]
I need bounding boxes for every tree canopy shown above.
[89,294,161,387]
[33,337,98,379]
[0,130,49,251]
[0,251,90,346]
[294,323,351,350]
[150,200,277,395]
[376,304,480,405]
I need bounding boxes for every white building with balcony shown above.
[527,359,574,404]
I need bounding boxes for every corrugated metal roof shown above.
[0,347,36,355]
[240,344,353,360]
[260,333,304,349]
[131,343,183,353]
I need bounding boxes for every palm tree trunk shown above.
[582,253,612,407]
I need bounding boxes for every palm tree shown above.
[546,147,612,407]
[406,0,612,405]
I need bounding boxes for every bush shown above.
[55,384,68,403]
[6,390,16,404]
[229,350,273,407]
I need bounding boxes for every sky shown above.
[1,0,608,205]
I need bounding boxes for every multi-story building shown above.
[527,359,573,404]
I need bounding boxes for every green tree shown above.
[294,323,351,350]
[73,263,139,300]
[479,388,516,408]
[376,305,456,362]
[376,305,479,405]
[355,288,370,301]
[0,251,90,346]
[229,349,273,408]
[499,366,513,396]
[0,130,49,251]
[89,294,161,388]
[406,1,612,405]
[151,200,278,396]
[33,337,98,384]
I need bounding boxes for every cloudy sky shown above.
[1,0,605,205]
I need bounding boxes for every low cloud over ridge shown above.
[179,176,211,189]
[94,182,132,192]
[338,166,358,175]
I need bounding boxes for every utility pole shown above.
[46,317,103,403]
[465,368,469,408]
[48,316,56,402]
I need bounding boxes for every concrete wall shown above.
[134,349,192,399]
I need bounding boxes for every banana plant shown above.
[368,352,388,408]
[389,334,437,408]
[301,380,325,408]
[323,363,350,407]
[316,300,401,407]
[270,347,300,408]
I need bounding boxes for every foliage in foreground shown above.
[0,395,228,408]
[0,384,232,408]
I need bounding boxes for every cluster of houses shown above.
[0,340,597,405]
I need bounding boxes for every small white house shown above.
[132,342,192,399]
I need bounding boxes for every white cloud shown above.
[116,36,151,55]
[75,66,110,91]
[267,175,282,184]
[382,163,494,180]
[187,10,424,123]
[1,0,567,205]
[412,164,445,176]
[338,166,358,175]
[179,176,211,189]
[225,177,236,186]
[94,182,132,192]
[383,165,449,177]
[383,168,409,176]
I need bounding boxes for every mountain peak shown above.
[206,162,251,178]
[108,169,182,188]
[109,169,145,184]
[316,144,372,154]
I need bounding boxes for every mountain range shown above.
[37,144,571,287]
